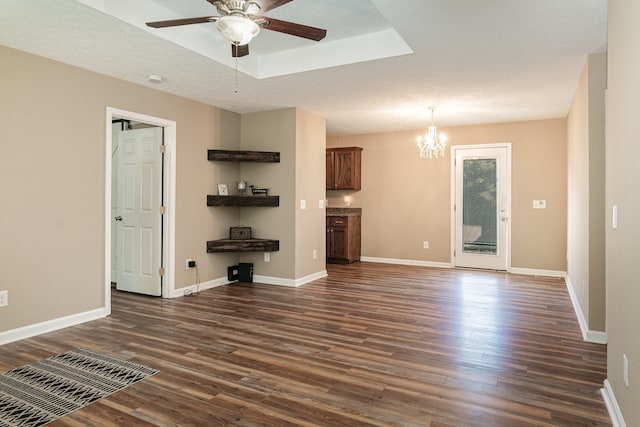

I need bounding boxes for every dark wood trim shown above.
[207,195,280,207]
[206,238,279,252]
[208,150,280,162]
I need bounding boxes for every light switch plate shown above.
[0,290,8,307]
[533,200,546,209]
[300,200,306,210]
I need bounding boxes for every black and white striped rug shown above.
[0,348,157,427]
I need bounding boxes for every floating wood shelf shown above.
[207,195,279,207]
[207,239,280,253]
[208,150,280,163]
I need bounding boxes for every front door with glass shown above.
[453,145,511,270]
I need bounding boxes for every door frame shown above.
[104,107,177,314]
[450,143,512,271]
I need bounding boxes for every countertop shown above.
[326,207,362,217]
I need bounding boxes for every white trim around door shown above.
[104,107,177,315]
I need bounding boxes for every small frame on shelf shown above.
[217,184,228,195]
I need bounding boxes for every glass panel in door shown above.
[463,159,497,255]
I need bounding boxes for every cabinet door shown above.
[329,226,348,259]
[326,217,332,256]
[327,147,362,190]
[326,151,335,190]
[328,216,349,259]
[333,151,356,190]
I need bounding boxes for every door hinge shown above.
[159,267,165,277]
[160,145,166,154]
[159,206,166,215]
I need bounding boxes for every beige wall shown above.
[237,108,326,281]
[294,110,327,278]
[606,1,640,424]
[0,45,327,337]
[328,118,567,272]
[0,45,227,332]
[567,53,607,333]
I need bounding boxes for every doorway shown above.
[451,144,511,270]
[104,108,177,315]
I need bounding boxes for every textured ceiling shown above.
[0,0,607,135]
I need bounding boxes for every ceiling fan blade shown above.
[258,0,294,13]
[262,18,326,41]
[231,44,250,57]
[146,16,217,28]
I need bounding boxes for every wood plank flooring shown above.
[0,263,610,426]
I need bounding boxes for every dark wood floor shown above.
[0,263,610,426]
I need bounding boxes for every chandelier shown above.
[417,107,447,159]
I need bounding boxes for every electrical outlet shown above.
[0,290,8,308]
[423,241,430,249]
[264,252,270,262]
[186,259,195,269]
[623,353,629,387]
[312,249,317,259]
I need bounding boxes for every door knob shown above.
[114,216,123,221]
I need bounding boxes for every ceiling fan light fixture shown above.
[216,15,260,45]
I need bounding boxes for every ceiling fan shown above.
[146,0,327,58]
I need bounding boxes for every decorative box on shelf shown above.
[250,185,269,196]
[230,226,251,240]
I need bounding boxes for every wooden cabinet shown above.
[207,149,280,253]
[326,216,361,263]
[326,147,362,190]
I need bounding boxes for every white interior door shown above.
[115,127,163,295]
[453,145,511,270]
[110,123,120,282]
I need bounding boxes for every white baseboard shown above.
[254,270,328,287]
[564,275,607,344]
[0,308,107,346]
[361,256,452,269]
[171,277,230,298]
[173,270,329,293]
[509,267,566,278]
[602,379,627,427]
